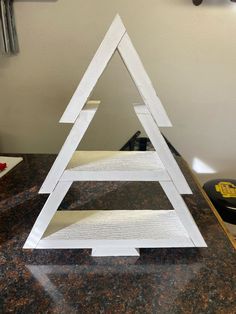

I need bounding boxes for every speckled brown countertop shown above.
[0,154,235,313]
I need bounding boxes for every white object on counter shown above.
[0,156,23,178]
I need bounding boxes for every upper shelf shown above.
[60,151,171,182]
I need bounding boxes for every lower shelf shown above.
[37,210,194,249]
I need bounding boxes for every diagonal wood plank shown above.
[118,33,172,127]
[60,14,126,123]
[24,181,72,249]
[160,181,207,247]
[40,102,99,194]
[134,104,192,194]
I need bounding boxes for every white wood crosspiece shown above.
[24,15,207,256]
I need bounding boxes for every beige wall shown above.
[0,0,236,183]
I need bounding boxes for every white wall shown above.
[0,0,236,183]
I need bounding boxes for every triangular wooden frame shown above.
[24,15,207,255]
[60,15,171,128]
[39,14,190,195]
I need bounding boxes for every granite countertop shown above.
[0,154,235,313]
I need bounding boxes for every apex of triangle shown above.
[109,13,125,30]
[59,13,172,127]
[114,13,125,25]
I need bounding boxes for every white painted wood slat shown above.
[160,181,207,247]
[39,103,99,194]
[36,210,193,249]
[60,15,126,123]
[91,248,140,257]
[134,104,192,195]
[118,33,172,127]
[60,151,170,182]
[24,181,72,249]
[61,170,169,182]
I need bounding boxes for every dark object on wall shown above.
[0,0,19,55]
[193,0,203,5]
[193,0,236,5]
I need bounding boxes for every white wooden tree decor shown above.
[24,15,207,256]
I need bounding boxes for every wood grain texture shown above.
[24,181,72,249]
[160,181,207,247]
[134,104,192,194]
[37,210,193,249]
[91,247,140,257]
[39,103,99,194]
[60,151,170,182]
[60,15,126,123]
[118,33,172,127]
[60,15,171,128]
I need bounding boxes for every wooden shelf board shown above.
[60,151,170,182]
[36,210,194,249]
